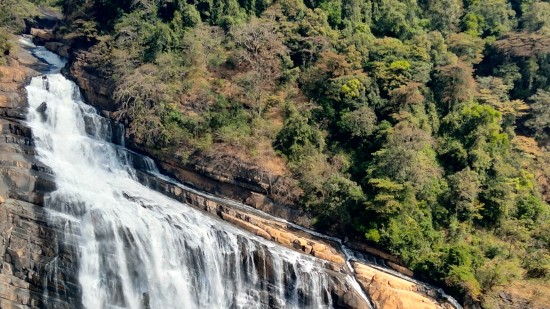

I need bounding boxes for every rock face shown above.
[66,51,116,112]
[0,43,79,309]
[30,28,54,43]
[44,42,70,58]
[145,148,313,227]
[353,263,452,309]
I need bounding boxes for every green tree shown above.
[425,0,463,36]
[447,33,485,65]
[274,105,324,161]
[525,89,550,140]
[522,1,550,35]
[371,0,421,38]
[366,121,442,200]
[338,106,377,139]
[447,168,482,222]
[463,0,517,37]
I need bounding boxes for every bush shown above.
[0,32,11,65]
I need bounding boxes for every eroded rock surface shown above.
[0,41,78,309]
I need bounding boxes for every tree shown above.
[315,175,365,231]
[338,106,377,139]
[476,76,528,127]
[463,0,516,37]
[371,0,420,38]
[425,0,463,36]
[434,61,476,112]
[0,0,36,31]
[366,121,442,200]
[525,89,550,140]
[388,82,425,112]
[522,1,550,35]
[479,179,513,227]
[447,33,485,65]
[0,32,11,65]
[274,105,324,161]
[231,18,289,117]
[447,168,482,221]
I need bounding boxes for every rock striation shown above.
[0,39,79,309]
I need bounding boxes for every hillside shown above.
[2,0,550,307]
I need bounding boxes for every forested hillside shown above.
[2,0,550,306]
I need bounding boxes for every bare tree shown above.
[231,18,289,117]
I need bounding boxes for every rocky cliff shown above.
[0,39,79,309]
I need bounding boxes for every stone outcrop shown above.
[30,28,54,43]
[0,40,79,309]
[44,42,70,58]
[353,263,453,309]
[146,148,312,227]
[66,51,116,112]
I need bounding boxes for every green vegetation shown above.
[0,0,60,64]
[11,0,550,305]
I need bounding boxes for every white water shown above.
[25,66,358,307]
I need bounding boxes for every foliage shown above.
[0,0,37,31]
[0,31,11,65]
[525,90,550,140]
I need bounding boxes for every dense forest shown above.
[2,0,550,306]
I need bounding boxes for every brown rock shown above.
[353,262,442,309]
[30,28,53,42]
[44,42,70,58]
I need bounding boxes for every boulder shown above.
[353,262,443,309]
[44,42,70,58]
[36,102,47,121]
[30,28,53,43]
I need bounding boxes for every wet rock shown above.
[30,28,54,46]
[67,51,116,112]
[42,75,49,91]
[44,42,70,58]
[36,102,47,121]
[30,28,54,43]
[0,39,77,309]
[142,292,150,309]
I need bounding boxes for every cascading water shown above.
[24,58,363,307]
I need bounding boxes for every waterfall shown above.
[24,61,359,307]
